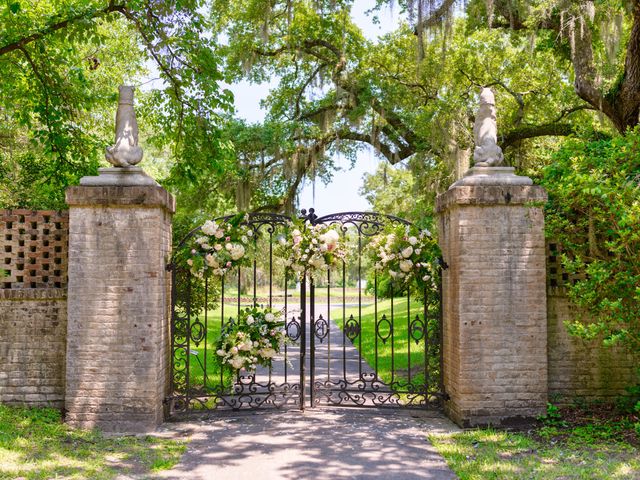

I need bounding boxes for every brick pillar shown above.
[436,183,548,427]
[65,185,174,433]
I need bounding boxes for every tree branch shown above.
[413,0,457,33]
[0,2,126,57]
[500,122,576,149]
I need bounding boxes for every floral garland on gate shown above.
[367,223,440,290]
[188,213,253,277]
[215,307,286,372]
[276,219,349,279]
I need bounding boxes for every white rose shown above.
[230,244,245,260]
[247,230,253,237]
[216,349,225,356]
[201,243,211,250]
[415,248,421,255]
[229,356,245,369]
[399,259,413,273]
[196,236,208,245]
[205,254,219,268]
[408,236,418,245]
[214,244,222,251]
[230,346,238,354]
[241,236,248,243]
[329,230,340,242]
[225,243,233,250]
[389,270,397,278]
[401,246,413,258]
[201,220,217,236]
[265,313,275,322]
[214,230,224,239]
[187,259,193,266]
[309,256,326,269]
[246,315,254,325]
[422,274,431,281]
[259,348,276,359]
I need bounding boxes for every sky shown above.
[227,0,402,215]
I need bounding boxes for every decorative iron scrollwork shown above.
[345,314,360,341]
[315,315,329,343]
[376,314,392,344]
[410,315,425,344]
[287,316,301,341]
[189,318,206,345]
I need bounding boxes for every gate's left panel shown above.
[168,213,302,414]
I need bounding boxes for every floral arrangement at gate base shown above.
[277,220,349,279]
[367,224,440,290]
[215,307,286,372]
[188,213,253,277]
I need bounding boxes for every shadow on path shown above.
[154,409,459,480]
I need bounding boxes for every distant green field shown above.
[333,298,441,392]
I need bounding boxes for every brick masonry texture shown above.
[65,185,174,433]
[547,290,639,402]
[0,289,67,407]
[0,210,68,289]
[437,185,549,427]
[0,210,69,408]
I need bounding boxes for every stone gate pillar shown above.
[436,88,548,427]
[65,181,174,432]
[436,180,548,427]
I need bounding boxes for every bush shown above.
[540,129,640,352]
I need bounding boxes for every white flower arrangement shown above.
[368,224,439,287]
[277,220,348,279]
[215,307,286,372]
[188,214,254,276]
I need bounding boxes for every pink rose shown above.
[226,261,232,267]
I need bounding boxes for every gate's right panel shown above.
[308,212,444,408]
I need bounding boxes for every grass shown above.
[186,303,239,396]
[333,297,441,393]
[429,404,640,479]
[0,405,186,480]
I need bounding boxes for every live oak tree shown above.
[212,0,640,210]
[0,0,234,209]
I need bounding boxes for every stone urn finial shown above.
[105,85,143,168]
[473,87,504,167]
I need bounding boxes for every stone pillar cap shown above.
[79,167,159,187]
[450,166,533,188]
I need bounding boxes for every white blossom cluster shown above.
[188,216,253,276]
[278,222,347,279]
[216,309,286,372]
[369,226,435,284]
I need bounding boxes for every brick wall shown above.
[0,210,68,407]
[546,243,639,402]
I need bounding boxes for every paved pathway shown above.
[155,408,460,480]
[153,300,458,479]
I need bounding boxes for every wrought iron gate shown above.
[167,209,444,415]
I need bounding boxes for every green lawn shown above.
[429,425,640,479]
[0,405,186,480]
[186,303,243,395]
[333,298,441,393]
